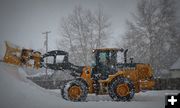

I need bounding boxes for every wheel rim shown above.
[116,83,130,97]
[68,85,82,100]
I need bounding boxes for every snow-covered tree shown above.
[57,5,111,65]
[122,0,180,77]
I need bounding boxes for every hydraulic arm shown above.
[3,41,83,76]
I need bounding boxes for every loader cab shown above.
[92,48,124,79]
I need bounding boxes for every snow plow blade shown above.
[3,41,41,69]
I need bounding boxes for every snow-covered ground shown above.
[0,62,179,108]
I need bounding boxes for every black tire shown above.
[61,79,88,102]
[108,77,135,101]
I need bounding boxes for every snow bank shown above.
[0,62,179,108]
[0,63,67,108]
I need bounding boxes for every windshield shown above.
[99,52,108,64]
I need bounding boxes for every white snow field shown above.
[0,62,179,108]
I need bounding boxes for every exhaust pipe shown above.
[124,49,128,63]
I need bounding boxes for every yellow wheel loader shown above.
[3,41,155,102]
[60,48,154,101]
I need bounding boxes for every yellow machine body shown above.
[80,63,154,94]
[80,48,154,95]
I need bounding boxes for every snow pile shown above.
[0,62,179,108]
[0,62,67,108]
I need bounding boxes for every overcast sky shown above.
[0,0,179,57]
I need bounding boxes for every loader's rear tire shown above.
[108,77,135,101]
[61,79,88,102]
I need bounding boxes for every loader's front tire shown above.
[108,77,135,101]
[61,79,88,102]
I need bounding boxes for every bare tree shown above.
[94,7,111,48]
[57,5,111,65]
[122,0,180,77]
[123,0,159,63]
